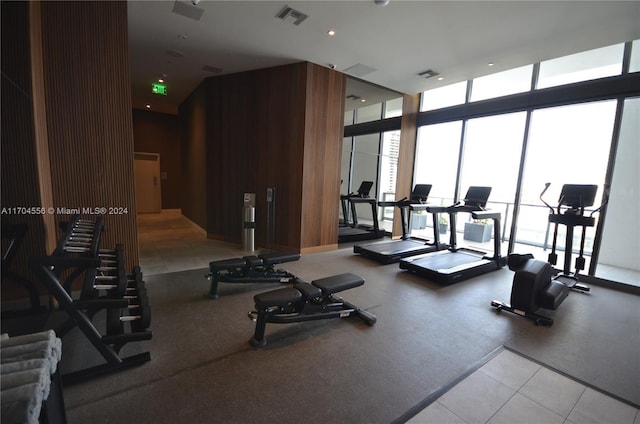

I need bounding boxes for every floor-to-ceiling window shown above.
[459,112,527,240]
[413,39,639,286]
[516,100,617,271]
[414,121,462,232]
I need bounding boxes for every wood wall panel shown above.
[180,62,345,252]
[251,64,307,250]
[300,63,346,251]
[179,85,208,229]
[206,73,254,242]
[132,109,182,210]
[193,64,308,248]
[40,1,139,269]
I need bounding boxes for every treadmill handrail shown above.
[449,204,485,214]
[349,198,377,205]
[409,203,432,212]
[470,210,500,221]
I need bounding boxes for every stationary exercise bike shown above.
[491,183,602,326]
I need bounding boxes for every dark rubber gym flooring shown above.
[56,242,640,423]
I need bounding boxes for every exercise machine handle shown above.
[539,182,555,213]
[589,184,609,217]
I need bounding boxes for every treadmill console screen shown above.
[356,181,373,197]
[410,184,432,202]
[559,184,597,208]
[463,186,492,208]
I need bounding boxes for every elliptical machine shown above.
[491,183,602,326]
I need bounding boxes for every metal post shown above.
[243,193,255,251]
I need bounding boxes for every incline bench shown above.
[205,251,300,299]
[247,272,376,347]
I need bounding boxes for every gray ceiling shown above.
[128,1,640,115]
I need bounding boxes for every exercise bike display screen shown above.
[559,184,598,209]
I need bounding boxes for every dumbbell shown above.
[80,246,128,298]
[106,296,152,335]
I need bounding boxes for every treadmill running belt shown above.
[415,251,481,269]
[363,239,425,255]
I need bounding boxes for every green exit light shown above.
[152,83,167,96]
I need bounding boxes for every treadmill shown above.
[340,181,373,227]
[338,181,385,243]
[399,186,506,284]
[353,184,448,264]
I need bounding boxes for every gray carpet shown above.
[504,282,640,407]
[50,247,638,422]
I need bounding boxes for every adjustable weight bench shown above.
[247,272,376,347]
[206,251,300,299]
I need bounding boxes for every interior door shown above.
[134,152,161,213]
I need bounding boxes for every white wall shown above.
[598,97,640,270]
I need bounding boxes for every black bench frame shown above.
[247,272,376,347]
[205,252,300,299]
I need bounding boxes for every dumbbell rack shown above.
[28,215,152,385]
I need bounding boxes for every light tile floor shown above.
[407,350,640,424]
[138,211,640,424]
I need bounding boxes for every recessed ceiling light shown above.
[178,33,188,40]
[158,78,164,83]
[437,77,444,81]
[145,104,151,109]
[360,99,366,103]
[488,62,495,66]
[327,29,336,36]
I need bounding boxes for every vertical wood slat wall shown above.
[180,88,208,230]
[40,1,139,269]
[180,62,345,252]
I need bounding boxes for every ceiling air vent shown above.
[172,1,204,21]
[343,63,377,78]
[346,94,362,100]
[418,69,440,79]
[276,5,308,26]
[202,65,222,74]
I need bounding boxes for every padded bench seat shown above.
[209,258,250,272]
[293,282,322,300]
[257,252,300,266]
[312,273,364,295]
[254,288,302,309]
[209,252,300,273]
